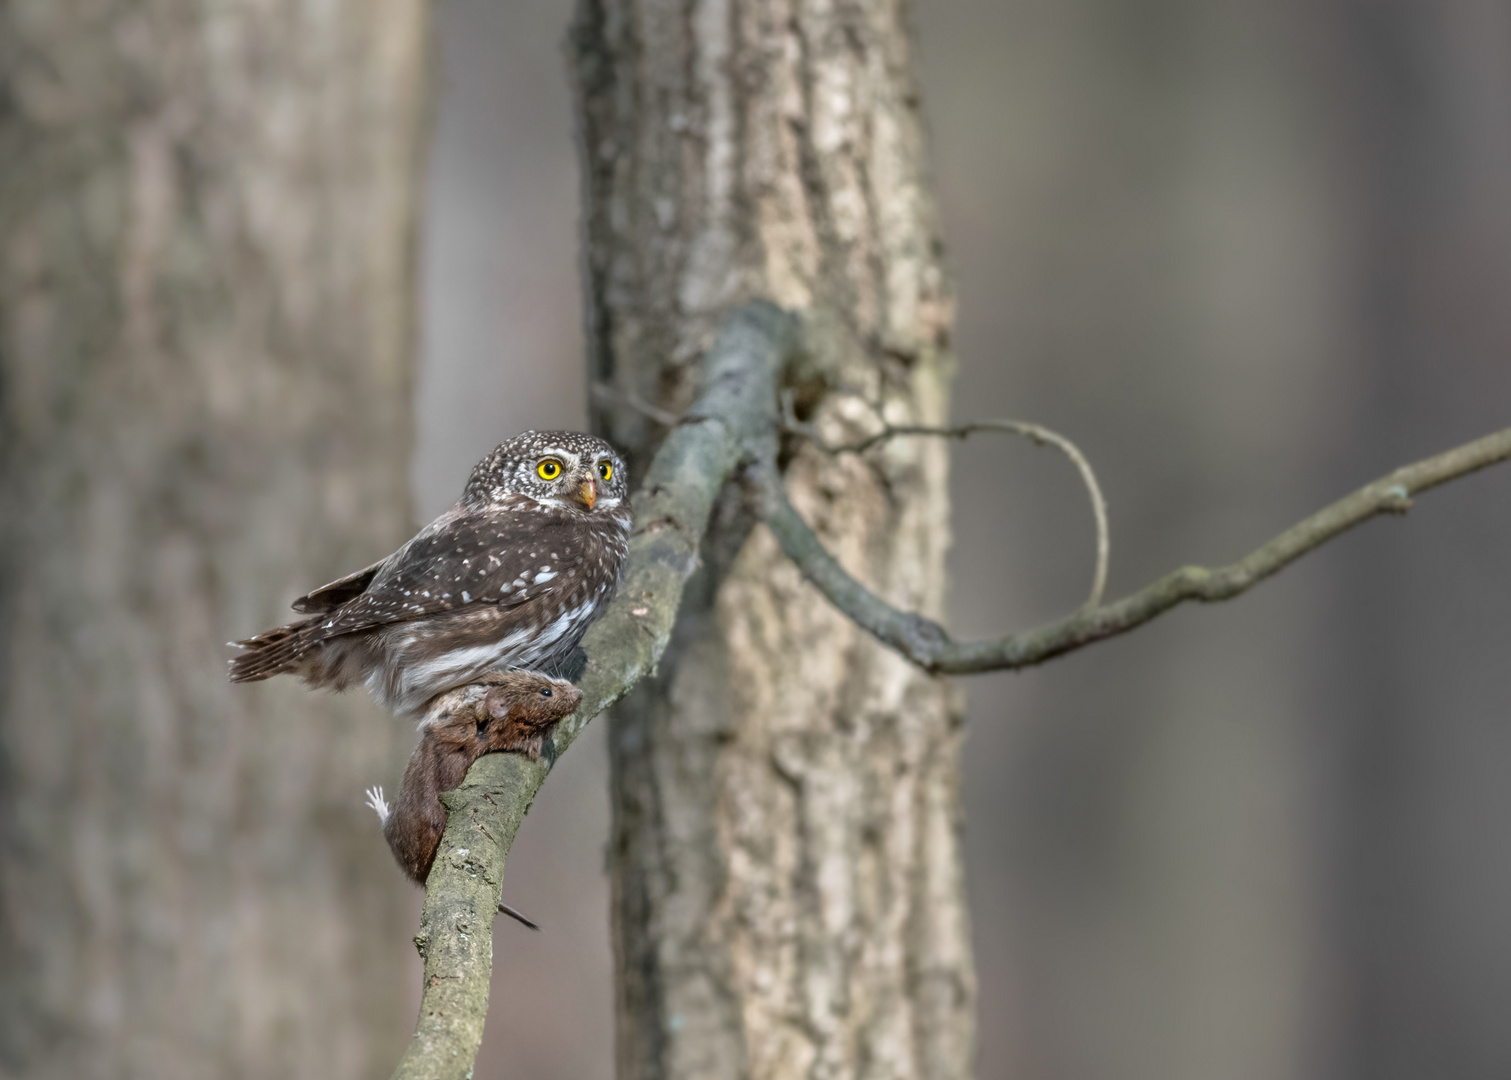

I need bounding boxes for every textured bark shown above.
[571,2,974,1077]
[0,4,429,1078]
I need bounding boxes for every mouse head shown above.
[480,670,582,730]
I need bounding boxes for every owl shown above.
[229,431,630,715]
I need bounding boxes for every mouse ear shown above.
[484,688,512,721]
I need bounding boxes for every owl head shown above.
[463,430,629,516]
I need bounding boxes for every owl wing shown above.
[291,559,386,613]
[308,499,590,640]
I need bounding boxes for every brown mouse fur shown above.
[366,669,581,900]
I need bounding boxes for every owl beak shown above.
[576,479,597,509]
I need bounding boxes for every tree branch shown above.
[387,300,796,1080]
[390,294,1510,1077]
[760,427,1511,674]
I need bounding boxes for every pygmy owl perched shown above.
[229,431,630,714]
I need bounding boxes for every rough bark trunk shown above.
[570,2,975,1077]
[0,4,429,1078]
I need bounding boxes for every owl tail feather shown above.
[227,618,323,682]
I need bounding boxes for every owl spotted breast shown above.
[229,431,631,714]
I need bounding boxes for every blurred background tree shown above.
[0,3,429,1077]
[3,1,1509,1079]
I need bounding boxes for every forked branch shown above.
[391,298,1510,1078]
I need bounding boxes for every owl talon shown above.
[536,736,558,768]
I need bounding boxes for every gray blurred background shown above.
[418,1,1511,1077]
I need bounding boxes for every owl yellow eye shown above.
[536,459,562,480]
[598,461,613,482]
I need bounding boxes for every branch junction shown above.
[390,299,1511,1077]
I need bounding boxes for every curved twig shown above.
[779,394,1109,609]
[760,426,1511,675]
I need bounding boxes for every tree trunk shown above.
[0,4,429,1077]
[571,1,974,1077]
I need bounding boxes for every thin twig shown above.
[591,381,682,427]
[782,397,1110,610]
[760,426,1511,675]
